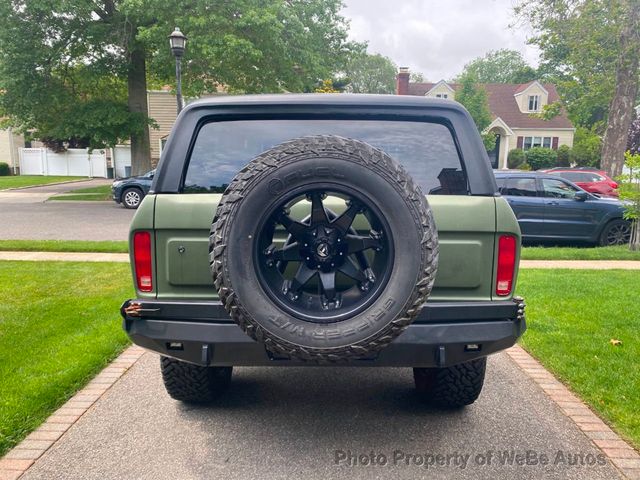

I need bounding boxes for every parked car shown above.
[540,168,619,197]
[121,94,527,408]
[112,170,154,209]
[495,171,630,246]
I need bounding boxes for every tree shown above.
[410,72,427,83]
[600,1,640,177]
[618,151,640,250]
[456,49,538,84]
[455,72,495,150]
[343,52,397,94]
[0,1,355,175]
[514,0,640,177]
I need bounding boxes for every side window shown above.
[542,178,577,199]
[504,177,537,197]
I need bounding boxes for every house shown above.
[396,68,575,169]
[0,127,25,174]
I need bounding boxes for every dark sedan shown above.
[112,169,154,209]
[494,171,630,246]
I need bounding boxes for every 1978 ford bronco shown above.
[121,94,526,408]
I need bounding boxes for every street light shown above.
[169,27,187,115]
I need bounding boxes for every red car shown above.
[541,168,619,197]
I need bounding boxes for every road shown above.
[21,352,623,480]
[0,180,133,241]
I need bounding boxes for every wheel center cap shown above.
[316,242,330,258]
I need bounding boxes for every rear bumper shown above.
[121,299,526,367]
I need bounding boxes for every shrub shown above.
[0,162,10,176]
[507,149,526,169]
[556,145,571,167]
[570,127,601,167]
[519,162,532,171]
[525,147,558,170]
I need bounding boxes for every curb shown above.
[0,346,146,480]
[506,345,640,479]
[1,179,95,191]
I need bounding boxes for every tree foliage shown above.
[570,127,602,167]
[618,151,640,250]
[343,52,397,94]
[0,0,356,173]
[457,49,538,84]
[455,72,496,150]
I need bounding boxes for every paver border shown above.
[506,345,640,479]
[0,346,146,480]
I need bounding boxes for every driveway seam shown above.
[0,346,146,480]
[506,345,640,479]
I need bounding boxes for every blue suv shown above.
[494,171,630,246]
[111,169,155,209]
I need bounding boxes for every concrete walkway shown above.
[1,251,640,269]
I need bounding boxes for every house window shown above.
[522,136,552,150]
[435,93,448,99]
[528,95,540,111]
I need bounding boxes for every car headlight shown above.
[112,181,123,188]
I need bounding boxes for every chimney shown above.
[396,67,410,95]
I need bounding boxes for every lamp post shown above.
[169,27,187,115]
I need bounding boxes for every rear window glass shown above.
[184,119,467,195]
[504,177,537,197]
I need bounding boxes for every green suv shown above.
[121,94,525,408]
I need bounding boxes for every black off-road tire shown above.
[598,219,631,246]
[210,135,438,363]
[160,356,232,403]
[413,358,487,408]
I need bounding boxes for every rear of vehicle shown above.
[542,168,619,197]
[122,95,525,407]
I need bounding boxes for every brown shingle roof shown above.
[406,81,574,129]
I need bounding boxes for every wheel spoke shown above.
[310,193,329,225]
[337,257,367,283]
[291,264,316,292]
[319,271,336,300]
[271,242,301,261]
[332,202,360,234]
[279,212,307,239]
[345,234,380,253]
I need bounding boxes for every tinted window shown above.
[542,178,577,199]
[184,119,467,195]
[503,177,537,197]
[558,171,603,182]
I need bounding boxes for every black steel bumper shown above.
[121,299,526,367]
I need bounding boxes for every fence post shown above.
[42,148,47,175]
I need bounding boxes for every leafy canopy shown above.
[0,0,355,149]
[343,52,397,94]
[457,49,538,84]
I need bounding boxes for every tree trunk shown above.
[601,0,640,178]
[128,42,151,176]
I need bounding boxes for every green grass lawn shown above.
[516,269,640,449]
[0,240,128,253]
[521,245,640,261]
[0,176,84,190]
[49,184,112,201]
[0,261,132,456]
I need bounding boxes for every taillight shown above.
[609,181,618,189]
[496,235,517,296]
[133,231,153,292]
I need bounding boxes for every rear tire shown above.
[413,358,486,408]
[599,219,631,246]
[160,357,232,403]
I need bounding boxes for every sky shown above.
[340,0,540,82]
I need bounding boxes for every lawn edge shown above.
[506,345,640,479]
[0,179,91,191]
[0,345,146,480]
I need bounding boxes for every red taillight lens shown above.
[609,181,618,189]
[133,231,153,292]
[496,235,517,296]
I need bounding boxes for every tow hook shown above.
[121,301,160,318]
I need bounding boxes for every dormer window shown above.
[528,95,540,111]
[436,93,448,99]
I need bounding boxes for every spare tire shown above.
[210,135,438,362]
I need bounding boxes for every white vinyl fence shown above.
[112,145,132,179]
[19,148,108,178]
